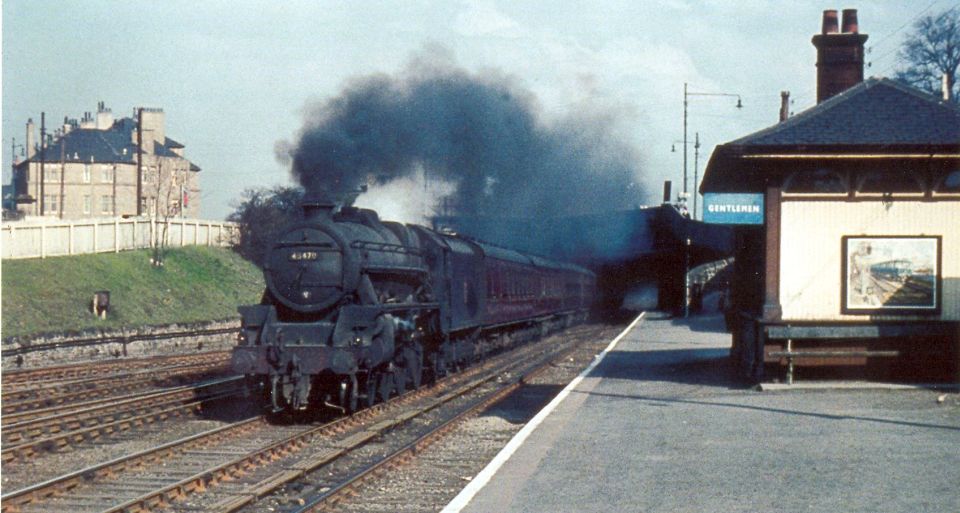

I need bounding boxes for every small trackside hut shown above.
[700,9,960,383]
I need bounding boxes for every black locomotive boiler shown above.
[231,198,595,414]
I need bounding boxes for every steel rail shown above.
[2,326,577,513]
[0,417,270,513]
[1,375,236,427]
[1,389,244,464]
[1,351,231,385]
[291,335,574,513]
[0,355,475,512]
[103,339,555,513]
[1,360,230,415]
[2,376,244,448]
[204,335,577,513]
[4,360,227,398]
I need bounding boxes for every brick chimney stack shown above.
[25,118,36,160]
[812,9,868,103]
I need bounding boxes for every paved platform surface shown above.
[444,314,960,513]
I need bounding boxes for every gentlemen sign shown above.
[702,193,764,224]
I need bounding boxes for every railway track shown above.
[280,336,567,513]
[1,326,587,513]
[1,376,246,463]
[2,351,231,387]
[1,356,232,416]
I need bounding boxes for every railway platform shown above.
[442,313,960,513]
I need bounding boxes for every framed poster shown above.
[841,236,941,315]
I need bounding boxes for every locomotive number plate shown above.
[289,251,319,261]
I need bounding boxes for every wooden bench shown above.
[768,338,900,384]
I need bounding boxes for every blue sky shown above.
[2,0,948,220]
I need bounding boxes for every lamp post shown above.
[683,83,741,214]
[671,134,702,218]
[692,132,700,219]
[10,139,24,209]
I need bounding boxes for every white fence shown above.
[1,217,240,260]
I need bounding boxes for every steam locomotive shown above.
[231,198,595,414]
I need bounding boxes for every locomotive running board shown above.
[375,302,440,312]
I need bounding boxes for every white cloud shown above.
[453,2,524,38]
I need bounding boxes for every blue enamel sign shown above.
[702,193,764,225]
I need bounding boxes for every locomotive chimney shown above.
[812,8,868,103]
[301,196,337,221]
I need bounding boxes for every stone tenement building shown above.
[13,103,201,220]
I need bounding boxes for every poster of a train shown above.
[842,235,941,314]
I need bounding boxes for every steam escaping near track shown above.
[279,50,644,220]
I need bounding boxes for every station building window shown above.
[83,195,92,215]
[783,168,847,194]
[855,169,923,194]
[101,195,113,214]
[934,169,960,193]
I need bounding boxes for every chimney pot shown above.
[841,9,859,33]
[779,91,790,122]
[822,10,839,34]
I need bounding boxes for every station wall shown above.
[779,199,959,321]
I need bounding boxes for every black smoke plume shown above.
[278,50,643,219]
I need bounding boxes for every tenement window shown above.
[43,195,58,214]
[44,168,60,183]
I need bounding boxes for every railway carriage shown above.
[870,259,912,282]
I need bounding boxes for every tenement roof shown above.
[18,117,197,169]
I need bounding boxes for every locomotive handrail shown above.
[350,240,422,256]
[378,302,440,312]
[274,241,336,249]
[363,265,429,275]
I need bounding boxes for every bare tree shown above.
[894,7,960,103]
[150,159,178,266]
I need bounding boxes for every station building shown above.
[700,9,960,382]
[11,103,201,220]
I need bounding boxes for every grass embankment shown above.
[1,246,264,339]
